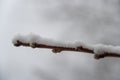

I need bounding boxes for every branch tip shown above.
[14,41,21,47]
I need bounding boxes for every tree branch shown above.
[13,40,120,59]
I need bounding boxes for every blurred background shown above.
[0,0,120,80]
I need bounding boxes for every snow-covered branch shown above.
[12,34,120,59]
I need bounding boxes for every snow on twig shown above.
[12,34,120,59]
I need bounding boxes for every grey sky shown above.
[0,0,120,80]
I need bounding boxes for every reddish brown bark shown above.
[13,40,120,59]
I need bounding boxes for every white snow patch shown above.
[12,34,120,54]
[93,44,120,54]
[12,34,90,48]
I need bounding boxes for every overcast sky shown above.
[1,0,120,80]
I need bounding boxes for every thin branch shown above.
[13,40,120,59]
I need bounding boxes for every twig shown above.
[13,40,120,59]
